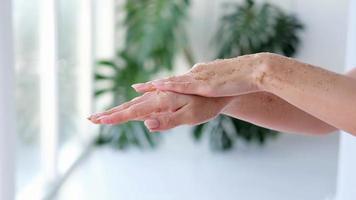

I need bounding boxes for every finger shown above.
[132,75,193,93]
[132,82,156,93]
[153,74,193,84]
[96,99,165,125]
[149,74,211,95]
[89,94,151,123]
[151,81,205,96]
[89,98,143,123]
[144,110,187,132]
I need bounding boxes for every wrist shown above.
[250,53,281,93]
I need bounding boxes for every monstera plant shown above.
[94,0,191,149]
[94,0,303,150]
[193,0,303,150]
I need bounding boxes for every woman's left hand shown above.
[89,91,231,132]
[132,53,274,97]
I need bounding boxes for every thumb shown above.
[144,111,185,132]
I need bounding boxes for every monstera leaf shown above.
[193,0,303,151]
[94,0,190,149]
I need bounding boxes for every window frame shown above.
[0,0,16,199]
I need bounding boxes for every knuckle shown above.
[156,95,165,105]
[155,99,169,112]
[127,107,141,118]
[191,63,206,73]
[167,76,177,81]
[158,90,173,100]
[164,116,173,126]
[182,82,191,88]
[154,107,162,113]
[161,115,178,128]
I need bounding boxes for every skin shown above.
[222,92,338,135]
[89,91,232,132]
[90,53,356,135]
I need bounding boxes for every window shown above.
[12,0,96,198]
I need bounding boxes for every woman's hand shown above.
[132,53,274,97]
[89,91,232,132]
[132,52,356,135]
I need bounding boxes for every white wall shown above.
[187,0,348,72]
[0,0,16,199]
[291,0,348,73]
[336,0,356,199]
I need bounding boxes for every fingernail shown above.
[131,83,144,89]
[88,114,99,121]
[144,119,160,129]
[88,114,100,121]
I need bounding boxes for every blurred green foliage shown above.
[94,0,303,151]
[94,0,190,149]
[216,0,303,58]
[193,0,303,151]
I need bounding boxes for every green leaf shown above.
[95,88,113,97]
[220,130,233,150]
[194,0,303,151]
[97,60,119,71]
[215,0,303,58]
[117,130,129,150]
[193,124,205,141]
[94,0,191,150]
[95,73,114,81]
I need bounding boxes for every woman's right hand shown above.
[131,53,278,97]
